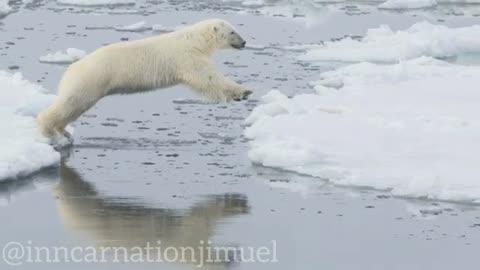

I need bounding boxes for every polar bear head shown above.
[211,19,246,50]
[190,19,246,51]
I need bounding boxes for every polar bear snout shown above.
[230,33,246,49]
[231,39,246,49]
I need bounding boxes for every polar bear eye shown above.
[230,31,234,34]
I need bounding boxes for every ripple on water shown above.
[77,137,197,150]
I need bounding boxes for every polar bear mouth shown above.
[232,41,246,49]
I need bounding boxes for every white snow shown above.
[0,71,60,181]
[245,57,480,202]
[378,0,437,9]
[57,0,134,6]
[114,21,151,32]
[300,21,480,63]
[0,0,11,16]
[39,48,86,64]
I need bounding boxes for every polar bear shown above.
[37,18,252,140]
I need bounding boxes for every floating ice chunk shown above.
[378,0,437,9]
[57,0,135,6]
[39,48,86,64]
[198,132,236,141]
[0,71,60,181]
[245,57,480,202]
[300,21,480,63]
[114,21,151,32]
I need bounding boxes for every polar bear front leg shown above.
[182,61,252,102]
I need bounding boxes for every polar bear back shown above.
[61,34,187,97]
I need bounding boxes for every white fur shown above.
[37,19,251,139]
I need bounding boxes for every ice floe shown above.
[114,21,151,32]
[299,21,480,63]
[0,71,59,181]
[245,57,480,202]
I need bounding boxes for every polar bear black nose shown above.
[241,41,246,47]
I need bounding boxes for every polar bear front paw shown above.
[231,89,253,102]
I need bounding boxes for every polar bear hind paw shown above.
[52,135,74,151]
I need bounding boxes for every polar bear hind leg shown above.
[37,93,97,142]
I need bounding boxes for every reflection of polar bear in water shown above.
[55,164,250,268]
[37,18,252,141]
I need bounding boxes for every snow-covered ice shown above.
[0,71,60,181]
[39,48,86,64]
[245,57,480,202]
[299,21,480,63]
[378,0,437,9]
[57,0,135,6]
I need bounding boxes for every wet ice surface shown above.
[2,0,480,269]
